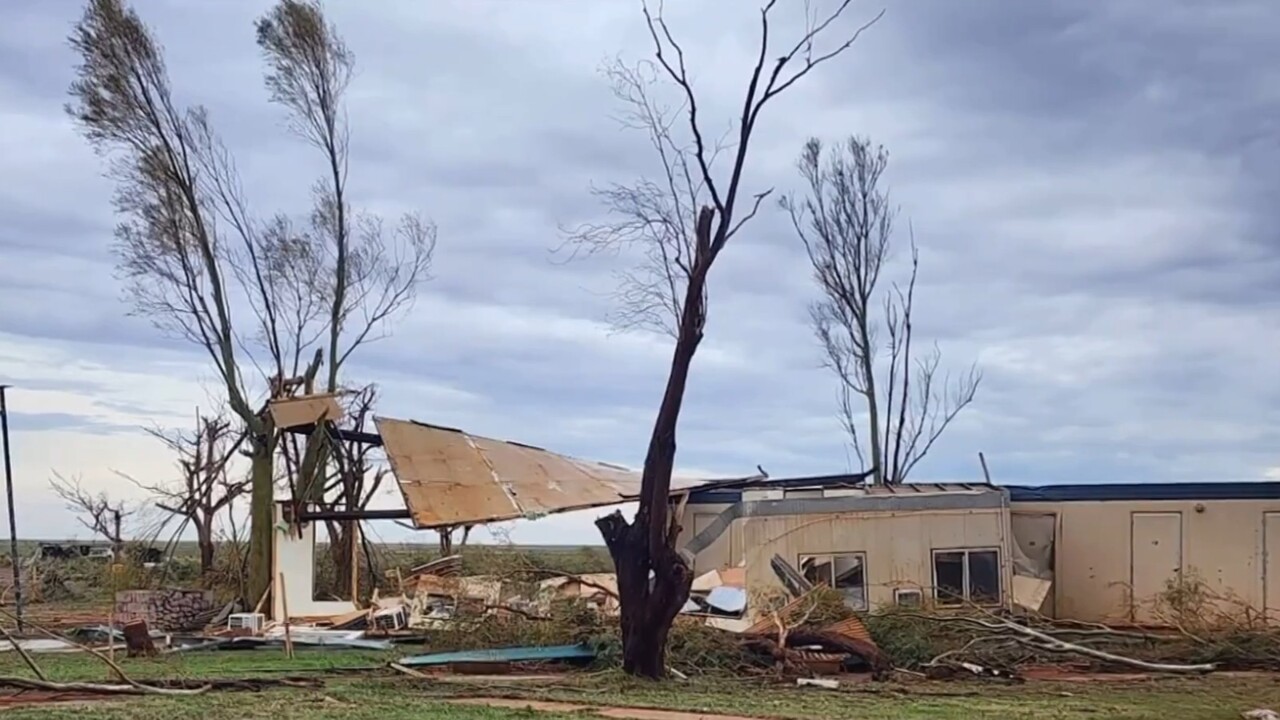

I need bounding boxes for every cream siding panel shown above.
[1014,499,1280,624]
[741,508,1010,611]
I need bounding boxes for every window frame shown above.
[797,551,869,611]
[931,547,1002,606]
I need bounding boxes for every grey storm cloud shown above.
[1,0,1278,541]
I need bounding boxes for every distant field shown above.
[10,540,607,557]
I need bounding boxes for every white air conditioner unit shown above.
[372,606,408,632]
[227,613,265,632]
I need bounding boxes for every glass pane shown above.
[833,554,866,610]
[934,551,965,604]
[799,555,834,588]
[968,550,1001,604]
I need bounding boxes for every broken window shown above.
[798,553,867,610]
[932,549,1001,606]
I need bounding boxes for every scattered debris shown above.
[796,677,839,689]
[770,555,813,598]
[121,620,156,658]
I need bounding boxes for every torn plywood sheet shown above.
[376,417,726,528]
[269,393,344,429]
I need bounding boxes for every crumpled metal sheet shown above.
[375,416,719,528]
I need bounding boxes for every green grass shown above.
[0,651,1278,719]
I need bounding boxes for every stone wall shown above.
[115,589,216,632]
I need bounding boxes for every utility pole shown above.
[0,385,23,632]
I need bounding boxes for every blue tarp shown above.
[398,643,597,667]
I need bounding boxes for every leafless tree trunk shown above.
[564,0,882,678]
[125,410,249,574]
[48,473,135,557]
[783,136,980,485]
[436,525,473,557]
[67,0,434,603]
[304,386,390,596]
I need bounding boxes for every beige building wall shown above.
[674,503,745,574]
[1013,499,1280,624]
[740,508,1013,609]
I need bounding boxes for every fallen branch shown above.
[0,675,322,695]
[0,676,161,696]
[0,607,210,695]
[910,612,1216,674]
[0,623,48,681]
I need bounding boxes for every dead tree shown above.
[67,0,433,603]
[564,0,882,678]
[128,410,248,574]
[783,136,980,485]
[436,525,473,557]
[48,473,135,557]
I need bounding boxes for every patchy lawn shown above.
[0,650,1278,719]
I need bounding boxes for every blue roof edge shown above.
[1004,482,1280,502]
[686,479,1280,504]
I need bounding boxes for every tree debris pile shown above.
[864,607,1280,677]
[410,579,885,678]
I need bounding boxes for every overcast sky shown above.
[1,0,1277,545]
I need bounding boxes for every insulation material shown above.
[1011,513,1056,580]
[376,417,719,528]
[1011,512,1056,614]
[268,394,344,429]
[1011,574,1053,613]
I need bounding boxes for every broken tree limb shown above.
[0,623,48,681]
[911,611,1216,674]
[0,607,210,695]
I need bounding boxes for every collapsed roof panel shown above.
[375,416,728,528]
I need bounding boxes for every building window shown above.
[932,549,1001,605]
[798,553,867,610]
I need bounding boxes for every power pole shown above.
[0,385,23,632]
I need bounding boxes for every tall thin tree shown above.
[565,0,882,678]
[67,0,434,602]
[783,136,980,485]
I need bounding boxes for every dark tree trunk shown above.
[195,518,215,574]
[324,519,355,598]
[598,512,693,678]
[599,208,712,679]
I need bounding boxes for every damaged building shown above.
[678,476,1280,625]
[267,394,1280,629]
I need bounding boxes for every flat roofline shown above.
[687,478,1280,505]
[1005,482,1280,502]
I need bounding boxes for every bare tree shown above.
[783,136,980,485]
[49,473,136,556]
[127,410,249,573]
[67,0,434,603]
[564,0,882,678]
[436,525,473,557]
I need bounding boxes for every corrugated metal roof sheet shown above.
[376,416,747,528]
